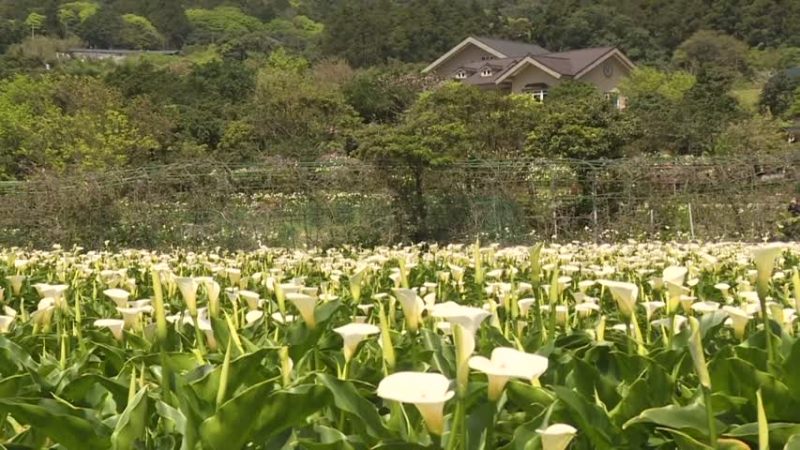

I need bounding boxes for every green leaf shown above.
[551,385,616,449]
[0,398,111,449]
[725,422,800,447]
[0,374,29,398]
[317,373,390,439]
[190,348,268,404]
[60,374,129,412]
[624,402,725,437]
[785,434,800,450]
[199,381,328,449]
[111,387,148,450]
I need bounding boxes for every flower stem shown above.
[702,385,717,449]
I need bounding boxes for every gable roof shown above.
[494,47,635,84]
[472,36,549,57]
[425,36,636,82]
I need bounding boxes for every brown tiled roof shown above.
[537,47,615,76]
[474,36,549,57]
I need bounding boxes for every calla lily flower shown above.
[286,292,318,328]
[751,243,785,285]
[377,371,454,435]
[722,305,751,339]
[538,423,577,450]
[333,323,380,362]
[0,315,14,333]
[175,277,199,317]
[239,290,261,311]
[104,288,130,308]
[202,279,221,317]
[245,310,264,325]
[430,301,491,336]
[271,312,296,324]
[94,319,125,341]
[518,298,536,316]
[600,280,638,318]
[6,275,25,296]
[691,301,719,315]
[393,288,424,332]
[469,347,548,400]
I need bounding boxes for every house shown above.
[423,36,635,105]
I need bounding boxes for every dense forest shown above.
[0,0,799,181]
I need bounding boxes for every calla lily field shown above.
[0,241,799,449]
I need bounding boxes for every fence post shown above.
[688,202,695,240]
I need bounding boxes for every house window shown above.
[606,91,626,110]
[480,68,492,77]
[481,56,494,61]
[523,83,548,102]
[455,70,467,80]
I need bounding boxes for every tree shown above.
[185,6,262,45]
[357,82,540,240]
[139,0,191,48]
[673,30,750,87]
[24,12,45,38]
[713,115,793,156]
[0,74,157,177]
[118,14,164,50]
[58,1,98,36]
[617,67,696,102]
[247,58,361,159]
[78,5,124,48]
[759,70,800,117]
[343,65,422,123]
[526,82,630,159]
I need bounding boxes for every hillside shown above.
[1,0,800,66]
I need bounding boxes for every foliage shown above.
[760,70,800,117]
[118,14,164,50]
[618,67,696,102]
[185,6,262,44]
[527,82,630,159]
[0,74,157,178]
[673,30,751,88]
[713,115,794,156]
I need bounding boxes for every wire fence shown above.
[0,152,798,249]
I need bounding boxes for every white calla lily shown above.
[538,423,577,450]
[286,292,318,328]
[333,323,380,362]
[376,371,454,436]
[469,347,548,400]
